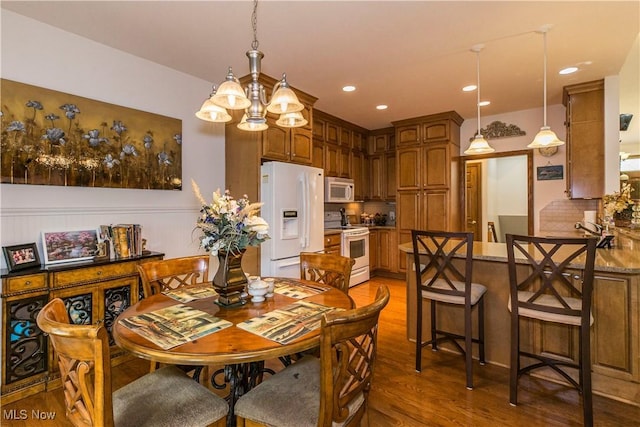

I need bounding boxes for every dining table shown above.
[112,277,354,427]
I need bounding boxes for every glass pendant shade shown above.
[276,111,308,128]
[195,99,232,123]
[237,114,268,131]
[212,69,251,110]
[266,85,304,114]
[464,134,495,155]
[527,126,564,148]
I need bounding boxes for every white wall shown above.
[461,105,567,234]
[0,11,227,269]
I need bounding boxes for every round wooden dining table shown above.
[112,278,354,427]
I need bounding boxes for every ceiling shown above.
[2,1,638,131]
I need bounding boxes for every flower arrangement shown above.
[602,183,635,217]
[192,180,269,256]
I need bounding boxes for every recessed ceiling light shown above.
[559,67,578,75]
[479,101,490,107]
[463,85,477,92]
[342,85,356,92]
[376,105,388,110]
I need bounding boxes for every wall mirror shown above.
[461,150,533,242]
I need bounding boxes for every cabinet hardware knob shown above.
[97,271,102,276]
[25,280,31,285]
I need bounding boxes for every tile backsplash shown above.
[539,199,600,235]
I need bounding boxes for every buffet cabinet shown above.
[1,252,163,403]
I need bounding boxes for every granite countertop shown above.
[399,239,640,274]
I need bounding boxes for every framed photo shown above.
[41,229,100,265]
[536,165,564,181]
[2,243,41,272]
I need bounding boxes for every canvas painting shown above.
[1,79,182,190]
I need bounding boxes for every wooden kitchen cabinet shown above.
[369,228,398,274]
[369,230,379,269]
[563,79,604,199]
[351,150,366,201]
[261,110,314,165]
[367,127,396,202]
[324,232,342,256]
[393,111,463,272]
[324,143,340,177]
[1,252,163,403]
[339,147,351,178]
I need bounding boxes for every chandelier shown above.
[464,45,495,155]
[195,0,306,131]
[528,26,564,148]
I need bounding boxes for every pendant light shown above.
[195,86,232,123]
[464,45,495,155]
[528,26,564,148]
[196,0,305,131]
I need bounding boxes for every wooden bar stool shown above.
[411,230,486,390]
[506,234,597,427]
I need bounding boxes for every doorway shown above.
[462,150,533,242]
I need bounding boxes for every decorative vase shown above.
[213,250,248,306]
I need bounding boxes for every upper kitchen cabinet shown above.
[368,128,396,202]
[261,108,314,165]
[563,79,604,199]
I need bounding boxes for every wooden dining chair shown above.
[36,298,228,427]
[137,254,210,297]
[411,229,486,390]
[234,284,390,427]
[299,252,355,295]
[506,234,597,427]
[137,255,211,381]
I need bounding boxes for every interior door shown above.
[466,162,482,240]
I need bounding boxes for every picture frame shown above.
[41,229,100,265]
[2,242,41,272]
[536,165,564,181]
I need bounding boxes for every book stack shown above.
[100,224,143,259]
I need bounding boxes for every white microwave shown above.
[325,177,355,203]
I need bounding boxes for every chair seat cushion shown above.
[235,355,363,427]
[421,279,487,305]
[113,365,228,427]
[508,292,594,326]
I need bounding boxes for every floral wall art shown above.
[1,79,182,190]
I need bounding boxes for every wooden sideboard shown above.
[0,252,163,403]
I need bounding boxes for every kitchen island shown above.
[399,236,640,406]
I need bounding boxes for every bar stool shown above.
[506,234,597,427]
[411,230,486,390]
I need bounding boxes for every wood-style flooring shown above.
[2,277,638,426]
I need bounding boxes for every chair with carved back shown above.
[137,255,210,297]
[299,252,355,296]
[36,298,228,427]
[234,284,390,427]
[137,255,210,380]
[411,229,486,390]
[506,234,597,427]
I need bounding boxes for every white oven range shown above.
[324,212,370,287]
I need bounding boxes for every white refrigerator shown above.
[260,161,324,278]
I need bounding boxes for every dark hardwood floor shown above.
[2,277,638,426]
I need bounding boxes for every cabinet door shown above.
[101,278,137,346]
[3,294,49,387]
[424,190,449,231]
[352,151,364,201]
[290,128,313,165]
[326,122,340,145]
[341,128,352,148]
[312,141,324,170]
[379,230,391,270]
[566,87,604,199]
[385,152,396,201]
[423,143,450,188]
[371,134,388,153]
[422,120,450,143]
[369,154,384,200]
[262,126,289,162]
[339,147,351,178]
[324,144,340,177]
[396,124,420,146]
[397,147,421,189]
[313,116,326,142]
[369,230,379,269]
[353,131,364,151]
[397,190,421,231]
